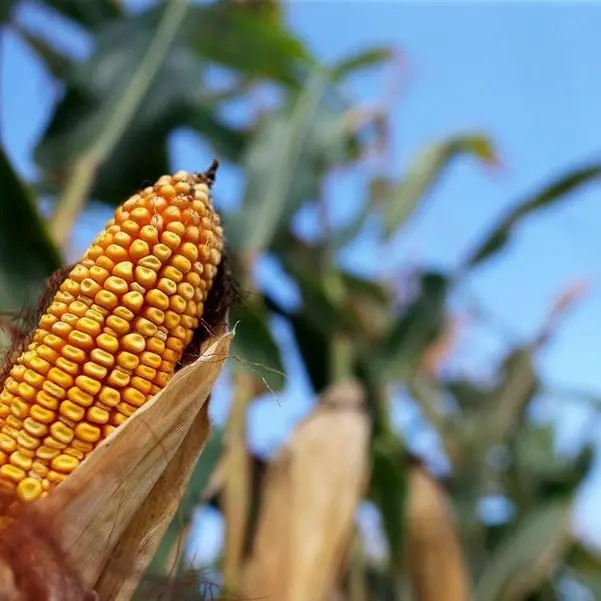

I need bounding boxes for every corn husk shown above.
[404,465,471,601]
[240,379,370,601]
[38,329,232,597]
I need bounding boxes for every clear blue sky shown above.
[1,0,600,562]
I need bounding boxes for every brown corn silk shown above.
[0,162,235,600]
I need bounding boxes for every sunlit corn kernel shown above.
[169,295,187,314]
[71,439,93,453]
[80,277,102,298]
[47,367,73,390]
[51,321,72,337]
[87,406,109,424]
[0,464,26,484]
[171,255,192,274]
[114,306,134,322]
[135,364,156,381]
[60,400,85,422]
[142,306,165,325]
[44,435,67,450]
[82,361,107,381]
[158,278,177,296]
[133,316,157,337]
[140,351,161,369]
[75,375,102,397]
[89,344,118,368]
[152,243,172,262]
[147,337,165,354]
[17,431,41,451]
[121,219,139,235]
[116,402,136,417]
[69,265,88,282]
[61,345,86,365]
[65,447,84,461]
[51,454,79,474]
[99,386,120,407]
[68,330,95,351]
[45,334,66,352]
[106,315,130,335]
[27,355,51,375]
[181,315,198,330]
[123,387,145,407]
[164,311,181,329]
[23,369,44,388]
[36,344,58,360]
[112,413,127,426]
[36,390,60,410]
[130,376,152,395]
[30,405,55,425]
[23,418,48,438]
[116,351,139,372]
[74,423,101,444]
[154,372,171,387]
[177,282,195,300]
[10,451,32,471]
[139,224,159,245]
[138,255,162,271]
[36,444,60,461]
[94,289,119,311]
[67,387,93,408]
[17,477,43,502]
[123,290,144,311]
[97,333,119,353]
[11,398,30,420]
[88,265,110,285]
[135,265,157,287]
[112,261,133,282]
[56,357,78,376]
[146,289,169,310]
[0,434,17,453]
[42,380,66,401]
[121,333,145,354]
[108,369,131,388]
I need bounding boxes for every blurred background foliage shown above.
[1,1,601,600]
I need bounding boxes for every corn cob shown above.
[0,169,223,504]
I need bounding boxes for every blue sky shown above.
[1,0,600,564]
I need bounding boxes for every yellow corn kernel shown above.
[0,169,223,502]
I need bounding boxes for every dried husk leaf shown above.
[38,330,232,591]
[404,465,471,601]
[241,379,370,601]
[94,401,213,601]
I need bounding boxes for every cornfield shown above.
[1,1,600,600]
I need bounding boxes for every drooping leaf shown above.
[226,68,331,253]
[13,24,74,81]
[35,5,246,208]
[229,301,285,391]
[0,145,62,311]
[331,46,394,80]
[475,498,573,601]
[466,161,601,267]
[0,0,17,24]
[41,0,122,29]
[380,271,449,379]
[369,439,407,563]
[183,2,311,87]
[384,134,497,237]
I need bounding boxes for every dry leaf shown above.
[404,465,471,601]
[38,330,232,591]
[241,379,370,601]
